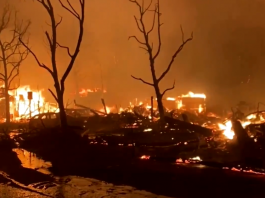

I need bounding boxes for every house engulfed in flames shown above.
[165,92,206,113]
[0,86,58,121]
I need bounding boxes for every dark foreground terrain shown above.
[0,131,265,198]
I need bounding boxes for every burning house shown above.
[162,92,206,113]
[0,86,58,121]
[177,92,206,113]
[77,88,109,112]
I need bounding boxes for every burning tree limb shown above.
[128,0,193,121]
[0,4,30,124]
[19,0,85,130]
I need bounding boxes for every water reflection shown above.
[12,148,52,175]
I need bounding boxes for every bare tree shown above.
[128,0,193,121]
[0,4,30,124]
[20,0,85,130]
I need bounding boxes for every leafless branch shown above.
[57,42,72,57]
[0,73,5,79]
[161,80,175,96]
[158,26,193,82]
[139,46,148,52]
[153,0,163,60]
[19,38,53,76]
[128,36,145,45]
[8,69,19,89]
[22,0,85,120]
[48,88,58,102]
[55,16,63,28]
[131,75,153,86]
[58,0,81,19]
[0,4,30,92]
[60,0,85,90]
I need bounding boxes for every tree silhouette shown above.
[20,0,85,130]
[0,4,30,124]
[128,0,193,120]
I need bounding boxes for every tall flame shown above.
[9,86,58,120]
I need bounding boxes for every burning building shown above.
[77,87,108,111]
[177,92,206,113]
[162,92,206,113]
[0,86,59,121]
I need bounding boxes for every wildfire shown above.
[9,86,58,120]
[79,88,106,97]
[99,106,112,114]
[218,120,251,140]
[198,104,203,113]
[166,97,175,101]
[177,91,206,112]
[181,92,206,99]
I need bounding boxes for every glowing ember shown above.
[140,155,150,160]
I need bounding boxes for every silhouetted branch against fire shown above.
[161,80,175,97]
[129,0,192,120]
[157,26,193,82]
[48,88,58,102]
[20,0,85,91]
[19,0,85,128]
[128,0,156,53]
[0,3,30,90]
[131,75,153,86]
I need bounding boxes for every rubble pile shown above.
[4,89,265,176]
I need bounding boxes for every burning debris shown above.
[0,86,58,121]
[79,88,107,97]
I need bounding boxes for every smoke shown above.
[2,0,265,108]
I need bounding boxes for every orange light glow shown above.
[181,92,206,99]
[79,88,107,97]
[9,86,58,120]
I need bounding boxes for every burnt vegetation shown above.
[0,4,30,124]
[19,0,85,130]
[0,1,265,197]
[129,0,193,120]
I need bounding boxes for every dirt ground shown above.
[0,176,172,198]
[1,131,265,198]
[1,157,265,198]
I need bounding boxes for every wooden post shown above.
[29,99,32,118]
[28,92,33,118]
[101,98,107,114]
[151,96,154,122]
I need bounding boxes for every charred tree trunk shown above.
[0,5,30,125]
[156,93,164,120]
[57,94,67,129]
[54,82,68,130]
[153,81,164,121]
[1,42,10,124]
[4,84,10,124]
[19,0,85,132]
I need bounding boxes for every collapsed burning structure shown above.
[0,86,58,121]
